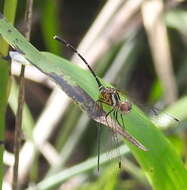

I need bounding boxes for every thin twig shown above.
[12,0,33,189]
[12,66,25,190]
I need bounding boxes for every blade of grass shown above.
[153,96,187,128]
[0,0,17,56]
[26,145,130,190]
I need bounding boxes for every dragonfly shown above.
[54,35,148,170]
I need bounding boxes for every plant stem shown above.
[12,0,33,189]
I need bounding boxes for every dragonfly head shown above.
[119,101,132,114]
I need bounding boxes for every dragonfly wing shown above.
[95,100,104,172]
[112,110,122,168]
[95,114,148,151]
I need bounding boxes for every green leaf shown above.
[0,13,187,190]
[0,0,17,56]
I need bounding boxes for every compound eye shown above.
[120,101,132,113]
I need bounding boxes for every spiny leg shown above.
[116,91,121,101]
[105,108,115,131]
[113,108,125,130]
[120,113,125,129]
[106,109,115,118]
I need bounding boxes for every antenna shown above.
[53,35,102,89]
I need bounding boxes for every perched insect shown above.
[54,36,148,170]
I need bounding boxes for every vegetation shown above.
[0,1,187,190]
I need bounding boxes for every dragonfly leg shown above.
[97,100,111,106]
[120,113,125,129]
[105,108,115,129]
[112,108,125,130]
[116,91,121,101]
[106,108,114,118]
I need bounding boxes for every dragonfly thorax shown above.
[99,87,119,106]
